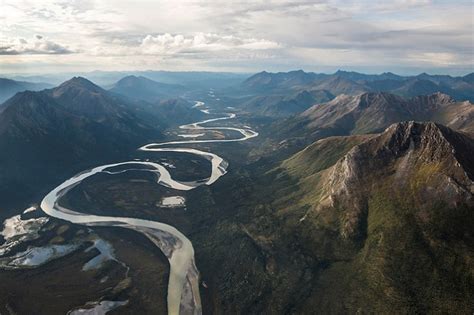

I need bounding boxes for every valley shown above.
[39,99,260,315]
[2,1,473,313]
[0,70,472,315]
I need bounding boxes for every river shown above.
[40,102,258,315]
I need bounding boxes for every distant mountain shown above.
[239,89,334,117]
[154,98,207,124]
[391,78,451,98]
[240,70,474,101]
[109,75,185,102]
[0,78,52,103]
[274,92,474,145]
[241,70,326,93]
[415,72,460,85]
[10,71,250,88]
[273,121,474,313]
[364,78,406,91]
[0,77,164,208]
[463,73,474,84]
[310,75,370,95]
[333,70,405,82]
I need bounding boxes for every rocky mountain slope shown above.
[270,121,474,313]
[273,92,474,146]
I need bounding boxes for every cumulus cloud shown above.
[0,35,73,55]
[0,0,472,73]
[138,33,280,55]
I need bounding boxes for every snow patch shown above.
[0,244,79,269]
[68,300,128,315]
[160,196,186,208]
[82,239,118,271]
[0,215,49,255]
[161,161,176,169]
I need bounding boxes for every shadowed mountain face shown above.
[107,76,206,124]
[0,78,52,103]
[154,98,207,124]
[238,89,334,117]
[0,77,164,208]
[241,70,326,93]
[311,75,370,95]
[45,77,161,138]
[109,75,185,102]
[241,70,474,101]
[268,121,474,313]
[273,92,474,146]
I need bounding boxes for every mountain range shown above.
[241,70,474,105]
[270,92,474,150]
[238,89,334,117]
[0,76,203,209]
[0,70,472,314]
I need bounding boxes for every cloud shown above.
[0,35,73,55]
[0,0,472,74]
[138,33,280,55]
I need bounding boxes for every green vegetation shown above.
[282,135,371,177]
[255,123,474,313]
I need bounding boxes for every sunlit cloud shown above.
[138,33,281,55]
[0,35,73,55]
[0,0,472,74]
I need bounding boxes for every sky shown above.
[1,0,473,75]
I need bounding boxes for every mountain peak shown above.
[48,76,125,121]
[55,76,103,94]
[0,90,67,134]
[121,74,139,80]
[120,75,142,81]
[116,75,154,85]
[383,120,444,141]
[289,69,306,74]
[335,69,353,75]
[371,121,474,180]
[321,121,474,238]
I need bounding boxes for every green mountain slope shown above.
[272,121,474,313]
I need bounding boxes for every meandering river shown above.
[40,102,258,315]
